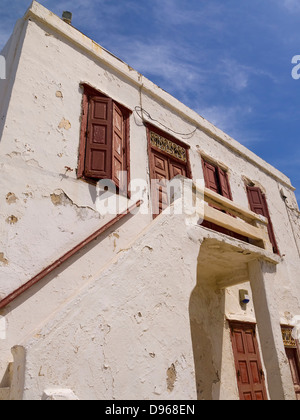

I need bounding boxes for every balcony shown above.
[196,186,273,253]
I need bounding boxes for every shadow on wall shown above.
[189,248,226,400]
[0,20,27,145]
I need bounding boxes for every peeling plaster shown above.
[6,215,18,225]
[50,190,99,217]
[166,363,177,392]
[0,253,9,266]
[6,192,18,204]
[58,118,71,130]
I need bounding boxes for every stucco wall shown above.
[0,2,299,399]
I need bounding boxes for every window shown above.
[202,158,233,200]
[78,84,130,194]
[246,186,279,254]
[147,124,192,217]
[201,158,248,242]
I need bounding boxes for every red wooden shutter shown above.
[261,194,280,255]
[247,186,279,254]
[85,96,113,179]
[112,102,127,191]
[202,160,219,193]
[246,186,265,216]
[218,168,233,200]
[151,151,170,216]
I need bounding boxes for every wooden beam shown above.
[202,187,268,225]
[202,203,267,242]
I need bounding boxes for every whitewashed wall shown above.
[0,2,299,399]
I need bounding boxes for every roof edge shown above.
[22,1,295,191]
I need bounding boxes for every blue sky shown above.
[1,0,300,202]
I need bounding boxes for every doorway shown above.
[229,321,268,400]
[281,326,300,400]
[147,125,192,217]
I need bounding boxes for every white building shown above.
[0,1,299,400]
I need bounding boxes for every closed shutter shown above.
[151,151,170,216]
[247,186,279,254]
[85,96,113,179]
[202,160,219,193]
[112,102,127,191]
[246,186,265,216]
[218,167,233,200]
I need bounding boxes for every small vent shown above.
[62,11,72,25]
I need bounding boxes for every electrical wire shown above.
[283,197,300,258]
[285,202,300,217]
[134,106,197,139]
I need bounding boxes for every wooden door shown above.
[150,150,188,216]
[230,322,268,400]
[148,126,191,217]
[151,150,170,215]
[286,348,300,400]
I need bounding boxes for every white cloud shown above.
[196,104,260,146]
[219,58,277,92]
[104,36,206,97]
[151,0,226,31]
[221,59,250,91]
[282,0,300,12]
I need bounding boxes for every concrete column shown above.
[248,259,295,400]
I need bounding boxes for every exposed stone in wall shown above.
[6,193,18,204]
[50,189,100,220]
[58,118,71,130]
[6,215,18,225]
[166,363,177,392]
[0,253,9,266]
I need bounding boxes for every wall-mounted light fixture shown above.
[239,290,250,305]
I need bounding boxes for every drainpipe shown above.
[0,200,142,310]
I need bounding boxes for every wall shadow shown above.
[189,248,226,400]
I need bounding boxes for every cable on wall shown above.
[280,190,300,258]
[134,106,197,140]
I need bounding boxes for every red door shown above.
[148,126,191,218]
[285,348,300,400]
[150,150,188,216]
[151,151,170,215]
[230,322,268,400]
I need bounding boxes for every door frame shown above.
[229,321,268,400]
[281,325,300,399]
